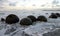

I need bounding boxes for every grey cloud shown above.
[9,2,17,6]
[0,0,7,2]
[0,0,8,5]
[0,0,16,7]
[0,0,3,2]
[9,3,16,6]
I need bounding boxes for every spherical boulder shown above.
[20,18,32,26]
[37,16,47,22]
[49,14,58,19]
[1,18,5,22]
[5,14,19,24]
[55,13,60,17]
[27,15,36,22]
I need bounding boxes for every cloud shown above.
[9,2,16,6]
[0,0,8,6]
[0,0,5,2]
[0,0,60,11]
[0,0,7,3]
[0,0,17,7]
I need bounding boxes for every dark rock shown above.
[27,15,36,22]
[20,18,32,26]
[37,16,47,22]
[49,14,58,19]
[22,31,32,36]
[1,18,5,22]
[4,27,16,35]
[43,29,60,36]
[5,14,19,24]
[55,13,60,17]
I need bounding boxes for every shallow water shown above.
[0,10,60,36]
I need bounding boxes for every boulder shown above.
[55,13,60,17]
[37,16,47,22]
[5,14,19,24]
[1,18,5,22]
[27,15,36,22]
[49,14,57,19]
[20,18,32,26]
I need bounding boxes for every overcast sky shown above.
[0,0,60,11]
